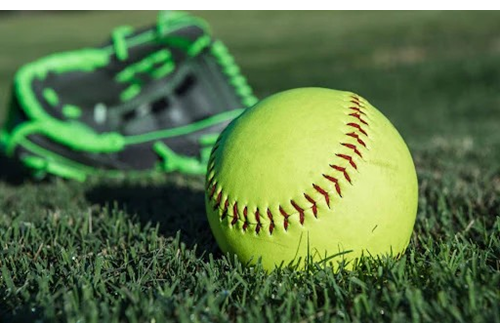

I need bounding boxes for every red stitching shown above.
[336,154,357,169]
[214,191,222,209]
[291,200,305,225]
[330,165,352,184]
[242,206,249,231]
[349,113,369,126]
[208,164,215,176]
[304,193,318,218]
[221,199,229,220]
[346,132,367,148]
[323,174,342,197]
[267,208,275,234]
[279,206,290,231]
[347,123,368,137]
[212,136,223,151]
[313,184,330,207]
[341,143,363,158]
[208,95,370,234]
[231,202,239,226]
[349,106,366,115]
[209,182,217,199]
[255,209,262,234]
[207,174,215,188]
[208,144,219,166]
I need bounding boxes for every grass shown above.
[0,10,499,322]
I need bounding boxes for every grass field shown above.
[0,11,499,323]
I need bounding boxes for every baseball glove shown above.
[0,11,257,181]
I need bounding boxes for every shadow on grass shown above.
[0,304,41,323]
[0,153,32,185]
[85,181,220,256]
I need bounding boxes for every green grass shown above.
[0,11,499,322]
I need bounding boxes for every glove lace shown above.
[112,26,134,61]
[211,41,258,107]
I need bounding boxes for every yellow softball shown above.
[205,88,418,270]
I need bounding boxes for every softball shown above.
[205,88,418,270]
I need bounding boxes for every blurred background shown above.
[1,11,499,151]
[1,10,499,225]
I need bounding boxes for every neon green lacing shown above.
[115,49,176,101]
[112,11,210,62]
[4,11,256,180]
[211,41,258,108]
[111,11,207,101]
[112,26,134,61]
[112,12,172,61]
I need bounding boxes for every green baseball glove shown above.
[0,11,257,181]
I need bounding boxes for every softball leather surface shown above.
[205,88,418,270]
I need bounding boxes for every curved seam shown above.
[206,94,372,235]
